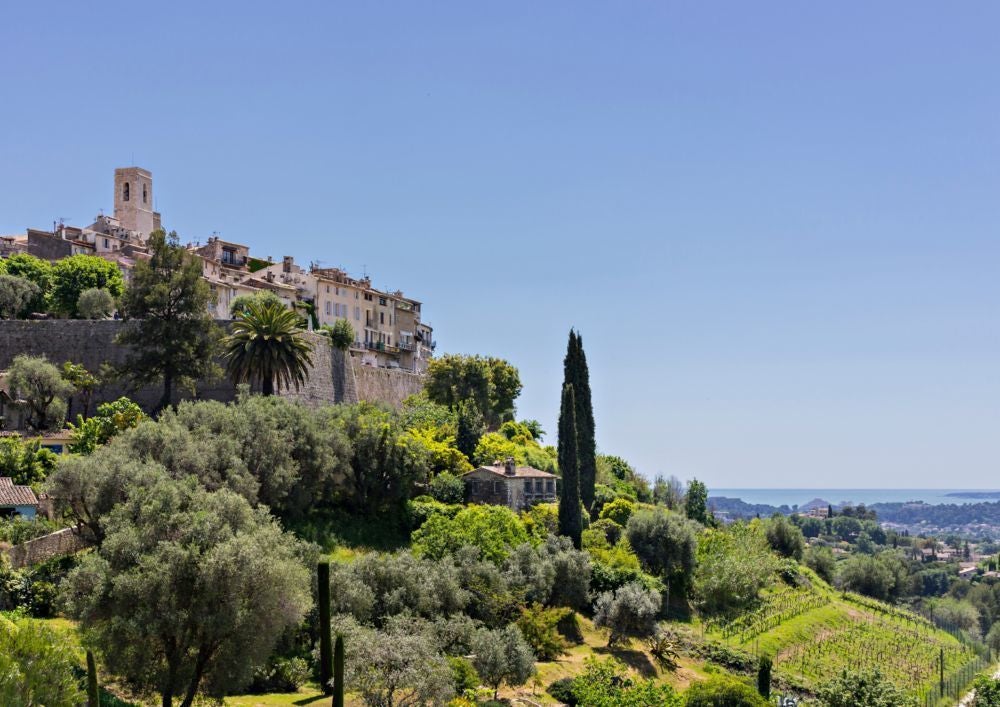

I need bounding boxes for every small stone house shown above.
[0,477,39,520]
[462,458,558,511]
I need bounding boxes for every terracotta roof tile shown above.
[0,477,39,506]
[466,465,558,479]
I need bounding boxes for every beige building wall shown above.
[113,167,157,240]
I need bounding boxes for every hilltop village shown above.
[0,167,435,373]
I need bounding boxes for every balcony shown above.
[398,341,416,352]
[221,252,247,268]
[364,341,400,355]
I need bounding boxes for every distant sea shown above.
[710,489,1000,508]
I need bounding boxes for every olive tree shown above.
[76,287,115,319]
[593,581,661,647]
[346,625,455,707]
[62,476,311,707]
[0,274,40,319]
[6,354,74,430]
[471,625,535,700]
[626,508,698,599]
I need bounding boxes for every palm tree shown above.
[221,300,314,395]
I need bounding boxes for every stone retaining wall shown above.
[4,527,92,569]
[0,320,423,412]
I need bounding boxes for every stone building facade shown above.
[462,459,559,511]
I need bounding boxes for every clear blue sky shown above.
[2,3,998,488]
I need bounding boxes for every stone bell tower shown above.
[113,167,160,240]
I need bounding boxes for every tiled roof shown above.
[0,477,39,507]
[467,465,558,479]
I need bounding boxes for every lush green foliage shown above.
[516,603,571,660]
[815,668,916,707]
[0,253,52,313]
[117,230,219,410]
[425,353,522,428]
[685,478,710,525]
[0,273,40,319]
[62,476,312,707]
[765,513,805,560]
[558,383,583,548]
[321,318,356,350]
[345,622,455,707]
[570,657,682,707]
[470,624,535,699]
[230,290,284,317]
[49,254,124,317]
[563,330,597,510]
[428,470,466,504]
[0,434,58,485]
[593,581,661,646]
[626,507,698,599]
[67,396,145,454]
[694,521,778,615]
[683,674,769,706]
[6,354,73,429]
[222,298,314,395]
[76,287,115,319]
[972,675,1000,707]
[413,504,529,563]
[804,544,837,583]
[0,616,83,706]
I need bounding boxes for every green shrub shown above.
[683,674,769,706]
[599,497,637,527]
[447,655,479,694]
[429,471,466,504]
[405,497,462,530]
[248,656,310,693]
[547,677,579,705]
[516,603,570,660]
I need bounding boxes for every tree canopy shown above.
[425,353,522,429]
[49,255,124,317]
[117,230,219,411]
[62,476,311,707]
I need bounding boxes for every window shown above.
[379,297,387,306]
[354,306,360,320]
[123,182,130,201]
[103,238,110,248]
[142,184,147,203]
[380,312,384,324]
[546,481,554,494]
[355,292,359,299]
[325,302,331,315]
[493,481,502,494]
[326,286,330,294]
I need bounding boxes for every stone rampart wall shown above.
[0,320,422,413]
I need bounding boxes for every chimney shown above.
[504,457,516,476]
[283,255,293,273]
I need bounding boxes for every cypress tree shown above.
[564,330,596,511]
[757,655,772,699]
[318,561,333,695]
[455,400,486,462]
[86,650,99,707]
[557,383,583,548]
[333,634,345,707]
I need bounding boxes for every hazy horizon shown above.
[2,3,998,487]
